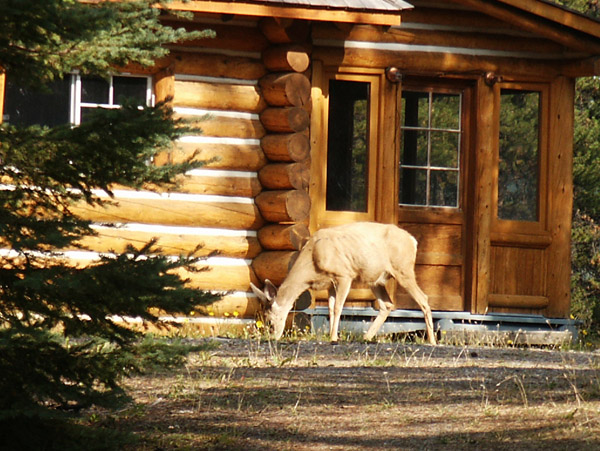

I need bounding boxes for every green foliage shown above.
[498,90,540,221]
[554,3,600,337]
[571,212,600,337]
[0,0,213,86]
[0,0,217,445]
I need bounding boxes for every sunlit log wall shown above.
[68,15,314,319]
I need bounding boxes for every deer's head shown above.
[250,280,287,339]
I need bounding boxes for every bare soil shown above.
[102,338,600,450]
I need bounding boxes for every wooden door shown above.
[395,78,473,312]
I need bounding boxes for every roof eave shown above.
[165,1,405,26]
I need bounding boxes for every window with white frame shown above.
[399,88,463,208]
[3,74,153,127]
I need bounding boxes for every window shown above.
[399,89,462,208]
[326,79,370,212]
[3,78,71,127]
[498,89,540,222]
[2,74,153,127]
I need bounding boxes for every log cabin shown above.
[2,0,600,338]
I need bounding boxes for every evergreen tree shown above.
[555,0,600,338]
[0,0,216,444]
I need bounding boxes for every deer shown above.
[250,222,436,345]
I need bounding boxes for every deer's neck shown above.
[274,248,314,310]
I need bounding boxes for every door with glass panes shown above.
[396,79,471,311]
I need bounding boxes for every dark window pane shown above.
[399,168,427,206]
[430,131,459,168]
[79,107,98,124]
[401,129,428,166]
[431,93,460,129]
[81,76,109,104]
[113,76,147,105]
[498,90,540,221]
[3,77,71,127]
[326,80,370,212]
[430,170,458,207]
[401,91,429,128]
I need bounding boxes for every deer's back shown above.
[310,222,417,283]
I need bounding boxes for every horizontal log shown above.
[72,197,265,230]
[115,173,261,197]
[169,141,268,171]
[255,189,311,223]
[78,228,262,259]
[252,250,298,286]
[194,293,261,318]
[176,113,266,139]
[488,294,549,309]
[259,73,311,107]
[257,223,310,251]
[260,107,310,133]
[312,22,567,55]
[258,162,309,191]
[261,133,310,162]
[173,172,262,197]
[173,80,267,113]
[262,44,311,73]
[172,51,266,80]
[163,20,269,53]
[178,263,260,292]
[259,17,310,44]
[312,46,562,79]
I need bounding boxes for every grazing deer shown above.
[251,222,436,344]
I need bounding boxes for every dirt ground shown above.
[107,338,600,450]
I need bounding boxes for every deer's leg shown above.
[364,285,394,341]
[399,273,436,345]
[329,277,351,342]
[327,286,336,339]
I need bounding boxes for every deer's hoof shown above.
[330,340,339,346]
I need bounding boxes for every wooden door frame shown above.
[309,62,399,232]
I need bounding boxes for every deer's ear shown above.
[263,279,278,301]
[250,281,276,307]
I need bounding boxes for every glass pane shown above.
[430,131,459,168]
[113,76,147,105]
[79,107,97,124]
[3,77,71,127]
[399,168,427,206]
[81,76,109,104]
[431,93,460,129]
[402,91,429,128]
[498,89,540,221]
[326,80,370,212]
[401,129,428,166]
[430,170,458,207]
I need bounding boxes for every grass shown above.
[74,331,600,450]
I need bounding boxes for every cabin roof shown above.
[255,0,413,11]
[167,1,600,56]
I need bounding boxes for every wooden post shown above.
[470,77,496,314]
[545,76,575,318]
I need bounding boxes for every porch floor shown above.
[302,307,580,345]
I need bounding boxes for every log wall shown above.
[66,16,274,318]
